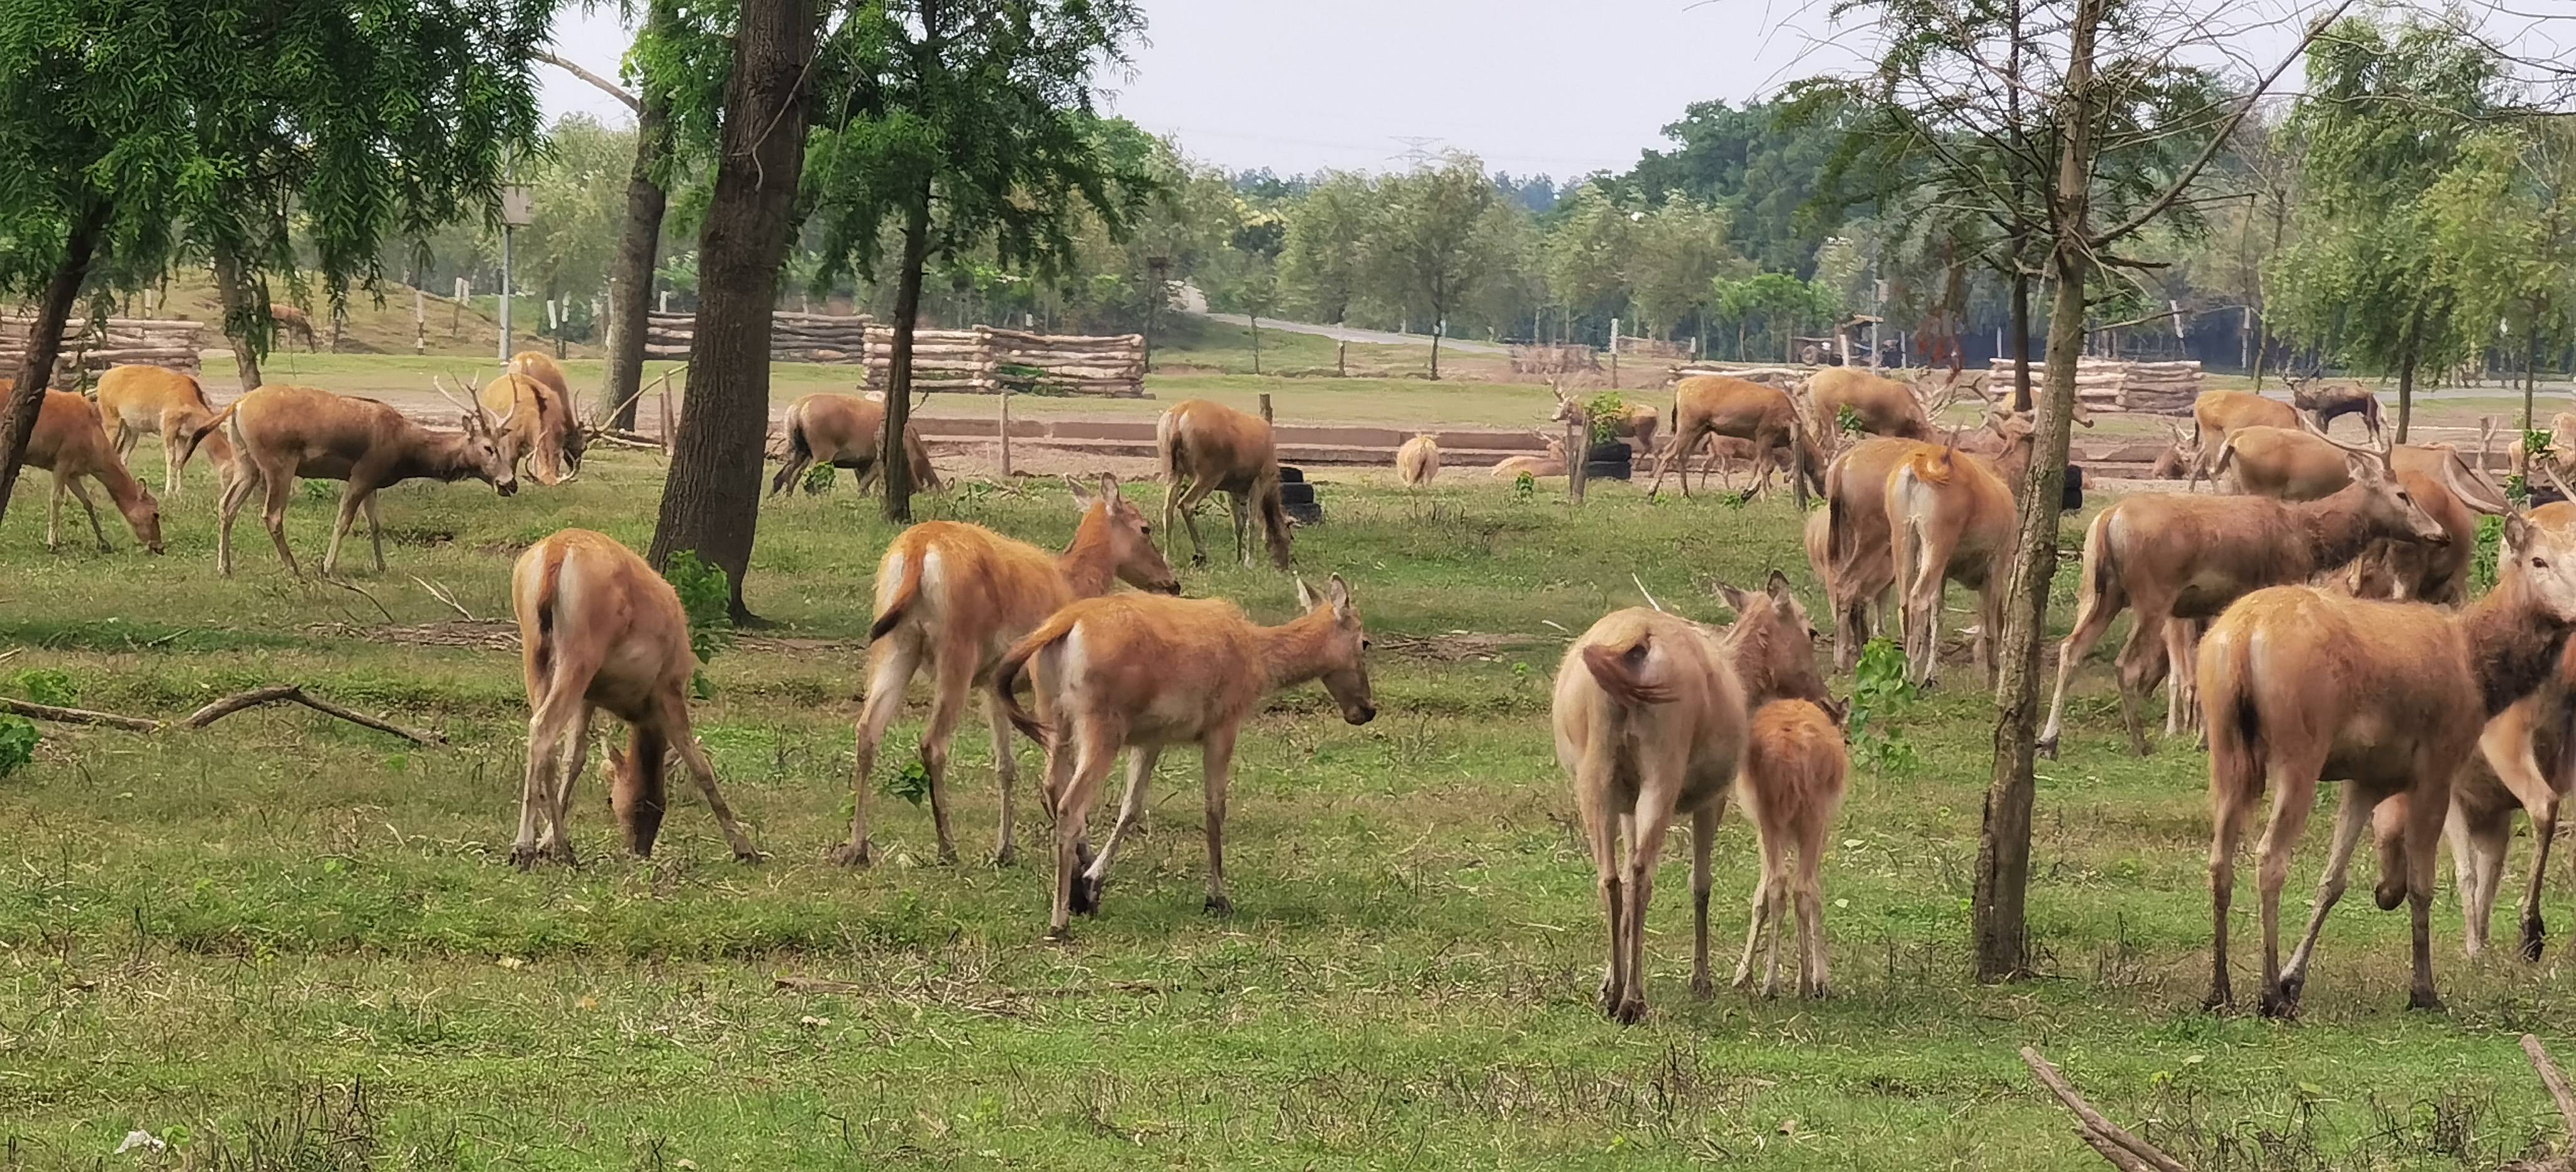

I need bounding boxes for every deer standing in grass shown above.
[1647,375,1823,504]
[993,575,1375,937]
[2205,423,2502,603]
[1159,398,1292,569]
[18,387,163,553]
[1550,383,1659,455]
[2038,419,2443,758]
[1557,572,1827,1022]
[96,364,232,499]
[1395,434,1440,487]
[770,392,940,496]
[1819,411,2049,672]
[478,351,589,484]
[1806,366,1985,441]
[203,384,517,577]
[1732,697,1849,998]
[508,529,761,867]
[830,475,1179,868]
[2289,377,2385,441]
[1885,422,2034,688]
[2197,506,2576,1017]
[270,303,318,351]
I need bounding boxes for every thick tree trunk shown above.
[880,193,931,524]
[211,244,265,393]
[646,0,814,624]
[0,200,109,521]
[2010,265,2033,412]
[1974,0,2101,984]
[606,75,674,431]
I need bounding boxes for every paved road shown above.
[1193,312,1509,355]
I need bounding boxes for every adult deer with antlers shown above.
[96,364,232,499]
[1807,366,1987,441]
[476,351,589,484]
[2037,418,2446,758]
[16,387,163,553]
[1647,375,1823,504]
[993,575,1374,936]
[203,384,517,577]
[1557,572,1827,1022]
[1159,398,1293,569]
[829,474,1179,869]
[770,392,940,496]
[2199,499,2576,1017]
[508,529,761,867]
[2287,375,2385,442]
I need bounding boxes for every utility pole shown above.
[499,180,534,362]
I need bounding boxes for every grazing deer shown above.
[1648,375,1823,504]
[2038,420,2446,758]
[830,474,1180,869]
[1885,424,2030,688]
[475,373,580,487]
[2146,424,2201,480]
[204,384,518,577]
[1731,697,1849,998]
[769,392,940,496]
[96,364,233,499]
[2197,506,2576,1017]
[2189,389,2298,478]
[1550,383,1660,455]
[508,529,761,867]
[1819,413,2045,672]
[1158,398,1293,569]
[2289,377,2385,442]
[1807,366,1986,441]
[1395,433,1440,487]
[992,575,1375,937]
[19,388,163,553]
[270,303,318,351]
[1489,433,1567,479]
[2513,412,2576,480]
[1557,571,1827,1022]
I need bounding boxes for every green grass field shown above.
[6,421,2576,1169]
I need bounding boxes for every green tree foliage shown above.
[1623,99,1850,273]
[1541,184,1635,326]
[1276,170,1375,324]
[1369,155,1521,377]
[520,114,635,333]
[1628,196,1748,343]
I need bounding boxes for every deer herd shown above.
[20,351,2573,1026]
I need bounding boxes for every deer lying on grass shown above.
[1160,398,1294,569]
[1489,434,1567,479]
[2198,504,2576,1017]
[2289,377,2385,441]
[1885,421,2037,688]
[1807,366,1985,441]
[1648,375,1823,504]
[1396,434,1440,486]
[96,364,232,499]
[1731,697,1849,999]
[21,388,163,553]
[993,575,1375,937]
[204,384,517,577]
[1557,572,1827,1022]
[2037,419,2446,758]
[1550,382,1659,455]
[1819,411,2049,672]
[508,528,761,867]
[2146,424,2201,480]
[769,392,940,496]
[830,474,1179,868]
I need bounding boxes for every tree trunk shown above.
[1973,0,2101,985]
[605,77,671,431]
[646,0,814,624]
[2253,189,2287,392]
[0,199,110,521]
[2010,263,2033,412]
[2396,307,2421,445]
[1430,304,1443,379]
[880,192,931,524]
[211,243,265,393]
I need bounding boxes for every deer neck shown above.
[1722,612,1809,708]
[1252,607,1343,693]
[2290,489,2387,570]
[1054,509,1120,597]
[399,428,483,484]
[91,453,149,509]
[2462,574,2576,717]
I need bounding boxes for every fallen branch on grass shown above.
[2021,1047,2185,1172]
[4,685,442,746]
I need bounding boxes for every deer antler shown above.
[430,374,501,431]
[2295,407,2391,468]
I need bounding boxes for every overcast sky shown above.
[540,1,2574,181]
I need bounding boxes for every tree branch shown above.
[8,686,442,746]
[536,50,641,113]
[2021,1048,2188,1172]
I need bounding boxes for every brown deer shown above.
[269,303,318,351]
[769,392,940,496]
[1557,572,1826,1022]
[1819,414,2043,672]
[1807,365,1986,440]
[1395,434,1440,487]
[2146,423,2201,480]
[1550,382,1660,455]
[474,373,580,487]
[2037,420,2446,758]
[1731,697,1850,999]
[2288,377,2385,441]
[1158,398,1292,569]
[992,575,1376,937]
[19,388,163,553]
[487,351,589,481]
[508,528,761,867]
[1647,375,1823,504]
[2197,506,2576,1017]
[203,384,518,577]
[96,364,233,499]
[829,474,1180,869]
[1489,433,1567,479]
[2513,412,2576,479]
[2208,424,2502,604]
[1885,426,2030,688]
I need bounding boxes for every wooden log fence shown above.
[0,317,206,387]
[645,312,1145,397]
[1987,357,2201,414]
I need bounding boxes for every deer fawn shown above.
[1158,398,1293,570]
[830,475,1179,869]
[1395,434,1440,486]
[204,384,518,577]
[993,575,1375,937]
[96,364,232,500]
[1557,571,1826,1022]
[770,392,940,496]
[2198,504,2576,1017]
[1732,697,1849,998]
[508,529,761,867]
[18,387,163,553]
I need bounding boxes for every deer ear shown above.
[1714,582,1750,614]
[1097,472,1120,504]
[1294,576,1320,611]
[2507,512,2538,560]
[1065,474,1095,507]
[1326,572,1353,617]
[1765,567,1795,606]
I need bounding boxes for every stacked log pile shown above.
[0,318,205,388]
[645,311,872,362]
[644,312,1145,397]
[1511,344,1600,375]
[980,326,1146,398]
[1985,357,2201,414]
[1671,365,1811,387]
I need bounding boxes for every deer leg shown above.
[320,482,366,577]
[828,634,921,868]
[216,463,258,577]
[43,472,64,550]
[2111,612,2168,758]
[260,470,301,576]
[657,693,762,863]
[1082,744,1160,893]
[1228,490,1252,569]
[514,677,587,868]
[2521,793,2560,962]
[1644,428,1682,497]
[1577,748,1624,1018]
[2251,763,2323,1019]
[1199,726,1240,914]
[2038,585,2126,759]
[2205,778,2254,1012]
[916,650,978,866]
[1796,841,1830,998]
[984,690,1025,867]
[2273,783,2369,1014]
[62,477,110,552]
[1690,804,1719,997]
[1616,765,1682,1024]
[2401,768,2450,1012]
[2172,620,2206,739]
[1049,717,1125,936]
[1172,482,1214,567]
[2459,805,2513,960]
[1733,829,1779,993]
[157,421,182,499]
[362,493,386,573]
[544,703,595,864]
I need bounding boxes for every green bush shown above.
[13,668,76,707]
[0,716,35,778]
[663,551,732,697]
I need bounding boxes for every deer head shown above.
[2297,412,2440,544]
[1069,472,1180,594]
[1294,573,1375,725]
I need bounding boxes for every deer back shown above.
[1553,607,1748,804]
[1163,399,1278,493]
[513,529,696,720]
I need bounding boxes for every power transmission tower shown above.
[1389,136,1441,168]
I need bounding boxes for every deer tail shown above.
[993,612,1077,743]
[770,405,813,495]
[187,401,243,454]
[1157,409,1185,484]
[1581,634,1677,705]
[867,541,925,643]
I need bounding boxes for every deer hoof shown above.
[2035,733,2060,761]
[2523,917,2546,963]
[2408,988,2447,1013]
[1204,893,1234,916]
[1045,924,1074,943]
[935,845,960,867]
[733,848,767,865]
[823,841,874,868]
[989,844,1019,868]
[2373,875,2406,912]
[508,844,543,870]
[2258,978,2302,1020]
[1611,995,1647,1026]
[1690,974,1714,998]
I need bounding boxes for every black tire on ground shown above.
[1277,465,1306,484]
[1279,481,1317,506]
[2060,465,2085,512]
[1585,441,1633,481]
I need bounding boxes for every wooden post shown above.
[414,288,426,354]
[1336,340,1346,378]
[659,382,674,457]
[1566,414,1588,504]
[1259,392,1273,424]
[997,385,1013,478]
[1609,318,1620,390]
